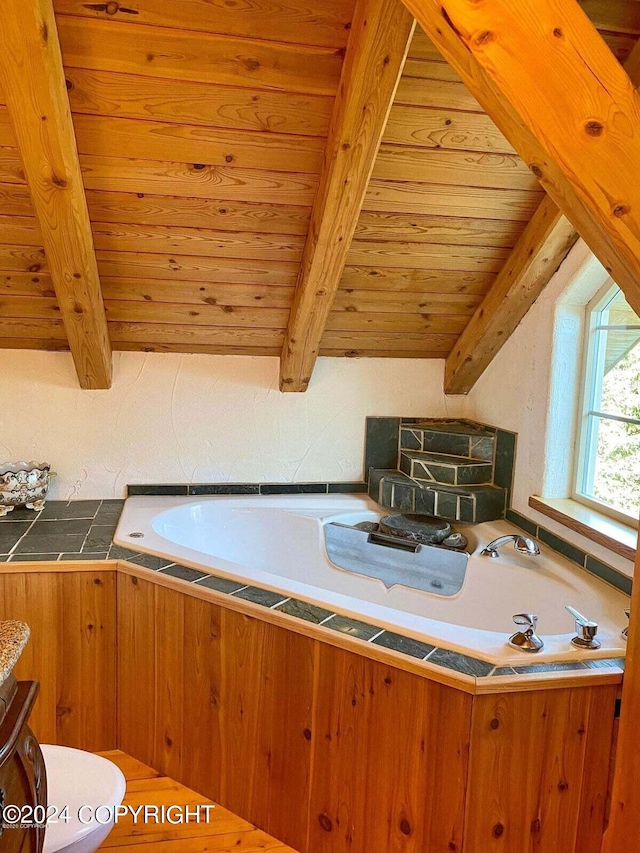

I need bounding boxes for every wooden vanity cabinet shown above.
[0,678,46,853]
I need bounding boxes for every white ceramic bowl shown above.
[0,461,51,516]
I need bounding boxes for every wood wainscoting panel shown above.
[116,571,157,769]
[117,575,316,853]
[0,569,117,750]
[0,563,623,853]
[116,573,471,853]
[463,686,618,853]
[308,642,470,853]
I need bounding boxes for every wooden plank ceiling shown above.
[0,0,638,385]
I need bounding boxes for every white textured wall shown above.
[464,240,634,575]
[0,351,465,500]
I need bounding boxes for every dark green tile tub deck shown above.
[159,564,209,583]
[195,574,247,594]
[231,586,288,608]
[582,658,625,670]
[372,631,435,659]
[427,648,494,678]
[128,553,176,571]
[325,615,383,641]
[60,552,109,561]
[0,494,628,683]
[275,598,334,624]
[0,507,42,522]
[10,553,63,562]
[39,500,101,520]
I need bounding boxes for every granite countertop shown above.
[0,620,30,687]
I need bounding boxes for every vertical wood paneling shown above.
[217,609,267,818]
[239,614,315,850]
[57,571,117,750]
[116,573,156,765]
[116,579,315,852]
[0,569,116,750]
[0,566,622,853]
[463,686,617,853]
[0,572,60,743]
[152,583,185,780]
[576,685,619,853]
[308,643,470,852]
[180,595,223,804]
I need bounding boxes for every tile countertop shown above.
[0,499,627,690]
[0,499,125,562]
[0,620,30,687]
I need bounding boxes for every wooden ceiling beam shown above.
[400,0,640,392]
[445,37,640,395]
[279,0,416,392]
[0,0,112,388]
[445,196,579,394]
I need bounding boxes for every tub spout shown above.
[481,534,540,559]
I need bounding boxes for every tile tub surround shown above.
[365,417,515,523]
[0,620,30,687]
[506,508,633,596]
[0,497,628,686]
[128,482,369,496]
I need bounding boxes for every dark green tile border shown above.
[127,482,368,497]
[506,508,632,595]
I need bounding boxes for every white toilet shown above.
[41,745,127,853]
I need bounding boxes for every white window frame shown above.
[573,280,640,525]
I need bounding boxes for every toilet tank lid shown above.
[41,745,126,853]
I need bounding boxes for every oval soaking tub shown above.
[115,494,629,665]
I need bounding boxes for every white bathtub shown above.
[115,494,629,665]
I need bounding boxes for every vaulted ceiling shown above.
[0,0,638,390]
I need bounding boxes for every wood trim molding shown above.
[602,522,640,852]
[400,0,640,344]
[279,0,415,391]
[528,495,637,563]
[0,0,112,388]
[444,38,640,395]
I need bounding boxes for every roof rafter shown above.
[400,0,640,391]
[0,0,112,388]
[445,37,640,395]
[445,196,578,395]
[279,0,416,392]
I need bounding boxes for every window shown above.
[575,282,640,524]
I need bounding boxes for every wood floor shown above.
[98,751,297,852]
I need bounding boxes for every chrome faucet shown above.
[509,613,544,652]
[622,609,630,641]
[566,606,601,650]
[481,534,541,559]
